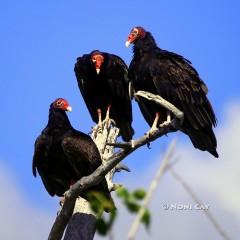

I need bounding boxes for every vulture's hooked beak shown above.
[125,41,131,47]
[66,106,72,112]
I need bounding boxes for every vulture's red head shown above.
[91,51,104,75]
[125,27,146,47]
[52,98,72,112]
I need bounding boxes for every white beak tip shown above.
[66,106,72,112]
[125,41,130,48]
[96,69,100,74]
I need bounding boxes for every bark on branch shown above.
[48,91,184,240]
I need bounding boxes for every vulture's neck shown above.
[133,32,158,56]
[47,108,72,132]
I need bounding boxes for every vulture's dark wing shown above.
[74,55,98,122]
[105,54,134,140]
[129,57,155,126]
[160,50,208,94]
[106,54,131,102]
[61,130,112,202]
[150,50,217,130]
[32,133,55,196]
[61,130,102,176]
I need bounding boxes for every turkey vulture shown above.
[32,98,114,209]
[126,27,218,157]
[74,50,134,141]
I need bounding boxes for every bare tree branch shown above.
[48,91,184,240]
[127,139,177,240]
[169,167,231,240]
[135,91,184,122]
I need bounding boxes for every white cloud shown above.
[175,102,240,216]
[0,164,54,240]
[96,102,240,240]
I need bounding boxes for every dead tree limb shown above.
[48,91,184,240]
[127,139,177,240]
[169,167,232,240]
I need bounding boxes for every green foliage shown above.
[116,187,151,228]
[95,210,117,235]
[133,189,146,199]
[87,187,151,236]
[141,209,151,228]
[87,191,117,235]
[116,187,130,199]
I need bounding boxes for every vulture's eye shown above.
[133,30,138,35]
[56,100,62,106]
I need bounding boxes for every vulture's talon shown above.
[159,120,171,128]
[59,196,65,206]
[93,123,103,134]
[102,117,116,128]
[131,139,135,148]
[145,127,158,138]
[98,125,103,133]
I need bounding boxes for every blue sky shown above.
[1,0,240,232]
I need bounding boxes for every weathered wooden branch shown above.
[91,123,121,191]
[135,91,184,123]
[127,139,177,240]
[48,91,184,240]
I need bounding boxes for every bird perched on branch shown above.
[126,26,218,157]
[74,50,134,142]
[32,98,114,210]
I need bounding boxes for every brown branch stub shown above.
[48,91,184,240]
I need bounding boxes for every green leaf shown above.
[87,191,115,215]
[95,209,117,235]
[126,200,140,213]
[116,187,130,200]
[141,209,151,228]
[95,218,108,235]
[133,189,146,200]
